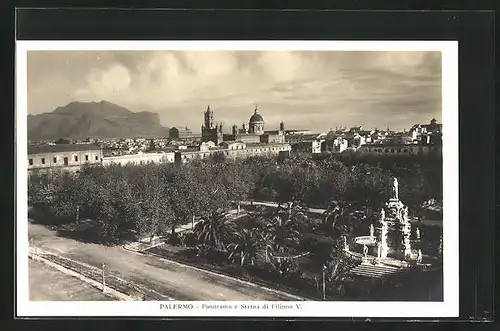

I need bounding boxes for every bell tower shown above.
[204,105,215,130]
[280,121,285,132]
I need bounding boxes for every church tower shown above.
[204,105,216,130]
[202,105,222,145]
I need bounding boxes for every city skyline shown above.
[28,50,442,132]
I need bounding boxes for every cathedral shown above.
[201,105,223,145]
[201,105,285,145]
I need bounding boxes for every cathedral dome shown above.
[249,107,264,123]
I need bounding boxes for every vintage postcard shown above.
[16,40,458,317]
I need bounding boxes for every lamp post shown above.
[101,263,106,293]
[322,264,327,300]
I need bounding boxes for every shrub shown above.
[179,231,197,247]
[166,232,181,246]
[194,244,229,265]
[270,259,303,284]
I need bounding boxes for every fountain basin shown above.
[354,236,377,246]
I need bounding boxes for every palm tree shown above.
[193,210,236,251]
[266,212,302,253]
[322,200,354,236]
[259,231,275,264]
[227,228,264,266]
[323,253,356,297]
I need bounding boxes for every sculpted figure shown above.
[417,249,423,264]
[392,177,399,200]
[404,236,411,250]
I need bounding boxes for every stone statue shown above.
[392,177,399,200]
[381,223,387,238]
[343,236,349,251]
[363,245,368,258]
[416,228,421,239]
[369,224,374,238]
[380,208,385,221]
[404,236,411,250]
[401,206,408,221]
[417,249,423,264]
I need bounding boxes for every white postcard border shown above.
[16,40,459,317]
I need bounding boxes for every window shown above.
[391,149,395,153]
[85,155,89,161]
[74,155,78,162]
[28,158,33,166]
[95,155,99,161]
[384,149,388,153]
[53,157,57,163]
[41,158,45,164]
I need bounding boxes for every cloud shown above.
[27,50,442,132]
[74,64,132,100]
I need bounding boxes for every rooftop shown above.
[360,141,441,147]
[28,143,101,155]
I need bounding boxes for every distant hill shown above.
[27,101,169,140]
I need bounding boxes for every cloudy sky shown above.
[27,50,441,132]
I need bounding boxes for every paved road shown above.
[29,259,114,301]
[28,223,301,301]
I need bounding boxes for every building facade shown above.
[291,140,323,154]
[169,126,194,140]
[201,105,223,145]
[356,143,442,157]
[174,142,291,165]
[102,151,175,166]
[324,135,349,153]
[201,105,286,146]
[28,144,103,173]
[248,106,265,135]
[408,118,443,143]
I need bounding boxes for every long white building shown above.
[102,151,175,166]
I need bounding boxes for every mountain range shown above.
[27,101,169,140]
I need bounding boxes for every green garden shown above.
[28,153,443,300]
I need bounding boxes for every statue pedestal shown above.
[380,195,412,261]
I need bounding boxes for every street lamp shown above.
[322,264,327,300]
[101,263,106,293]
